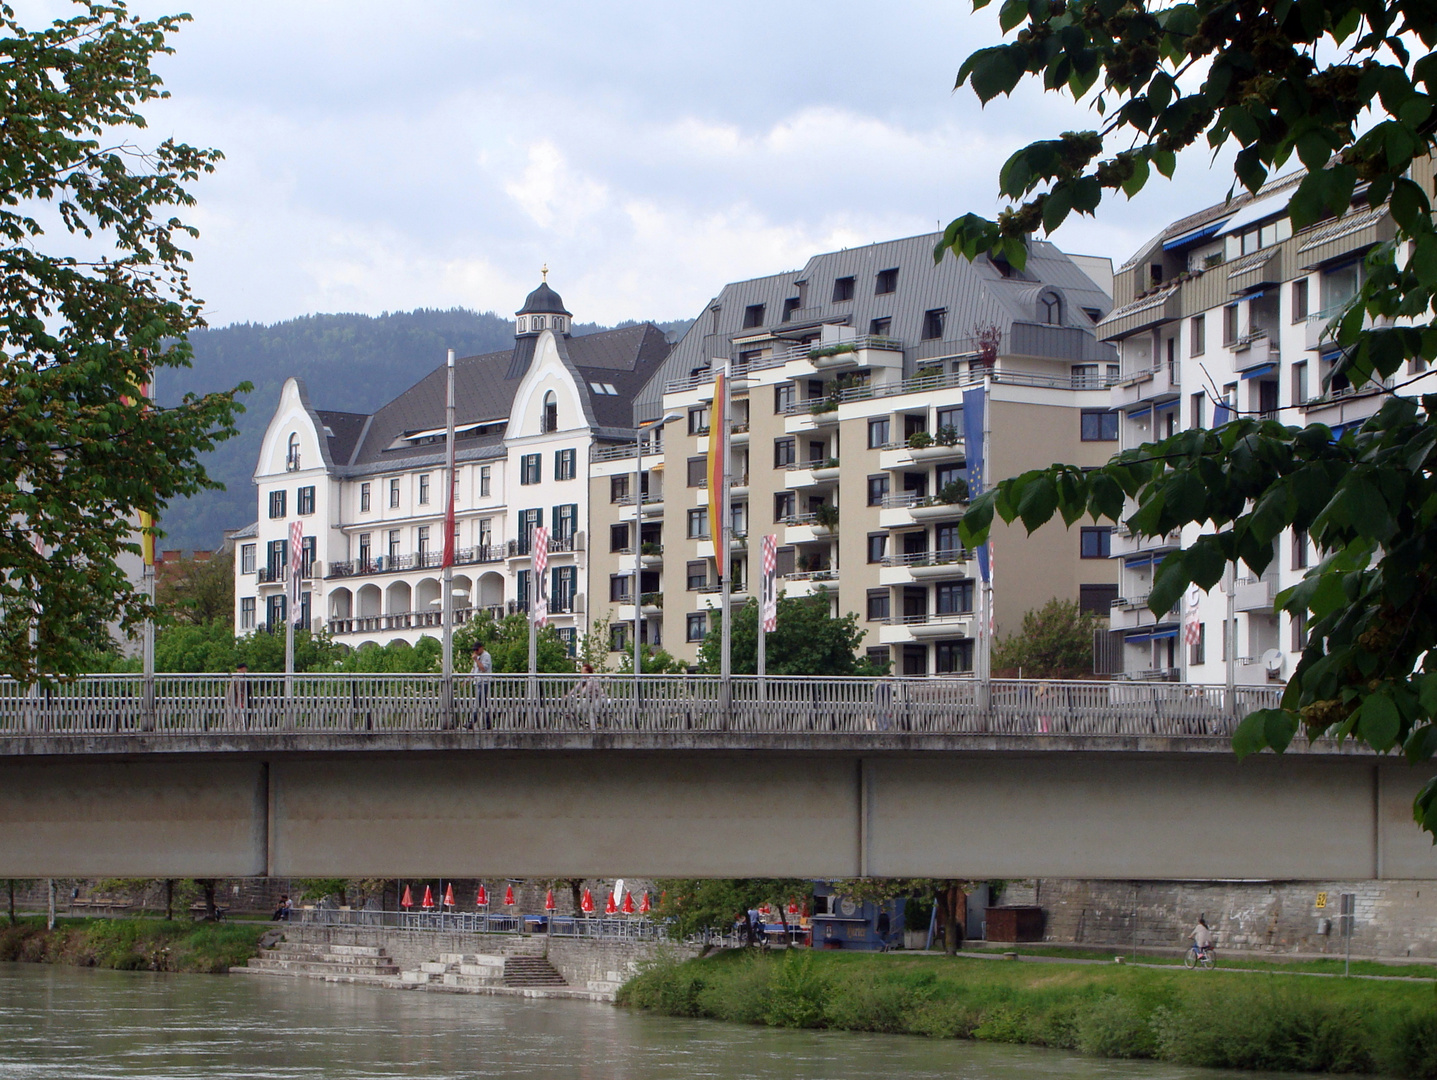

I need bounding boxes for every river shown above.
[0,963,1305,1079]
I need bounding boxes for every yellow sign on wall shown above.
[1315,892,1328,909]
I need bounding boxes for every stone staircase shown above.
[234,941,401,984]
[399,951,511,989]
[502,954,567,988]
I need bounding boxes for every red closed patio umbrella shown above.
[504,884,516,906]
[581,888,594,914]
[545,889,556,911]
[639,892,650,914]
[421,885,435,909]
[787,900,799,916]
[400,885,413,909]
[621,891,635,914]
[443,883,456,908]
[605,891,617,915]
[476,884,488,907]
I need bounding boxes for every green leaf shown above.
[1015,475,1059,532]
[1264,709,1299,753]
[999,0,1028,32]
[1148,550,1189,615]
[964,46,1026,103]
[1358,692,1401,751]
[1232,709,1272,757]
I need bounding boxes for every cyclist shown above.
[1188,915,1215,963]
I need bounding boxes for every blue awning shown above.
[1163,220,1227,251]
[1241,363,1275,380]
[1125,627,1180,643]
[1149,628,1179,640]
[1124,555,1153,568]
[1126,406,1152,420]
[1244,289,1266,300]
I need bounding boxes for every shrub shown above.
[695,954,772,1024]
[824,970,930,1034]
[1073,994,1157,1059]
[763,952,828,1029]
[1381,1008,1437,1079]
[907,430,933,449]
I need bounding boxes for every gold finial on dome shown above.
[541,263,549,282]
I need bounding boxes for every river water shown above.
[0,963,1297,1079]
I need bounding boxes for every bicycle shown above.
[1183,943,1216,969]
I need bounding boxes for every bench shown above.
[67,898,133,916]
[188,903,229,921]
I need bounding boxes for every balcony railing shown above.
[327,546,506,579]
[881,549,972,569]
[0,675,1291,741]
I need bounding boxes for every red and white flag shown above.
[760,533,778,632]
[288,519,304,625]
[1184,589,1203,646]
[532,525,549,626]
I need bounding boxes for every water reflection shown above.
[0,963,1298,1079]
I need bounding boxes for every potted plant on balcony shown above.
[640,541,662,557]
[822,456,840,470]
[936,425,960,446]
[907,430,934,450]
[938,479,969,504]
[640,591,662,609]
[813,503,840,530]
[809,395,840,415]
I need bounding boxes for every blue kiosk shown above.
[809,882,905,950]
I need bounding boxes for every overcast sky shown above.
[37,0,1245,328]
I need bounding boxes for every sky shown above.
[28,0,1246,329]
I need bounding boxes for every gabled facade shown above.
[1097,158,1437,682]
[233,280,671,652]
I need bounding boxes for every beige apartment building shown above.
[589,232,1124,674]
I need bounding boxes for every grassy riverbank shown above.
[619,950,1437,1077]
[0,918,268,974]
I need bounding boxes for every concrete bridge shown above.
[0,674,1431,882]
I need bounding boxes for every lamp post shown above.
[634,413,681,693]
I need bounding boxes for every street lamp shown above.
[635,412,682,690]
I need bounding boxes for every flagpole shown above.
[442,348,456,728]
[718,362,733,718]
[140,363,156,731]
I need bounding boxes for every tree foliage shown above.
[0,2,243,681]
[993,598,1103,678]
[652,878,813,941]
[156,552,234,627]
[453,613,576,674]
[947,0,1437,834]
[696,593,887,676]
[831,878,974,956]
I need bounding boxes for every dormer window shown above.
[542,390,558,433]
[1038,291,1063,325]
[553,315,567,333]
[517,316,528,334]
[286,432,300,471]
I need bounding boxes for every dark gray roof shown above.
[331,324,671,474]
[315,410,368,467]
[517,281,571,316]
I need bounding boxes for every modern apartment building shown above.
[1096,158,1437,682]
[587,232,1125,674]
[232,279,672,651]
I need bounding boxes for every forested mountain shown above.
[156,308,690,550]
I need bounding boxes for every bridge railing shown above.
[295,905,661,940]
[0,674,1285,739]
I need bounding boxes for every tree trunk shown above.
[569,879,583,916]
[337,884,349,908]
[6,881,14,926]
[46,879,56,931]
[939,884,967,956]
[165,880,174,921]
[199,879,217,920]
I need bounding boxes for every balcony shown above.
[778,570,837,598]
[781,510,837,545]
[781,335,905,376]
[505,532,584,561]
[1111,363,1181,409]
[783,398,842,433]
[1108,595,1180,632]
[1234,577,1276,613]
[878,438,964,471]
[878,549,973,585]
[786,460,841,489]
[1110,527,1181,560]
[616,495,665,521]
[879,612,973,644]
[326,546,506,579]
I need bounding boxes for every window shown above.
[868,418,890,448]
[1292,611,1308,652]
[1190,314,1206,356]
[478,519,492,552]
[518,508,542,551]
[687,613,708,642]
[516,570,530,609]
[266,539,287,577]
[1190,392,1205,429]
[688,407,710,435]
[1038,291,1062,324]
[358,533,371,566]
[556,626,577,655]
[936,406,961,432]
[774,491,795,522]
[687,456,707,488]
[869,317,891,336]
[389,478,400,508]
[360,483,371,513]
[552,503,578,541]
[542,391,558,434]
[867,533,887,564]
[1222,303,1239,345]
[1079,583,1118,615]
[609,623,628,652]
[1292,278,1309,321]
[555,448,576,481]
[610,475,629,503]
[1292,361,1308,406]
[240,597,255,630]
[936,463,964,491]
[480,466,492,498]
[832,276,855,302]
[743,303,765,328]
[418,474,431,504]
[268,490,286,519]
[687,508,709,539]
[781,297,800,321]
[240,544,256,574]
[1080,526,1112,559]
[936,580,974,614]
[266,594,286,630]
[1292,528,1309,570]
[300,535,316,577]
[388,530,401,558]
[687,560,708,590]
[1191,623,1206,666]
[936,639,974,674]
[875,267,898,295]
[731,501,747,537]
[867,475,889,506]
[1323,261,1360,312]
[866,589,890,622]
[922,308,946,340]
[1080,410,1119,441]
[935,523,961,554]
[773,437,796,468]
[774,383,795,414]
[286,432,300,471]
[610,523,631,553]
[552,566,577,613]
[610,574,632,602]
[520,453,541,485]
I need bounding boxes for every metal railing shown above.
[0,674,1288,741]
[328,546,506,578]
[296,906,661,940]
[881,549,973,568]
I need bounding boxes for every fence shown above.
[297,905,661,941]
[0,674,1287,741]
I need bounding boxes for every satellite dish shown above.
[1262,649,1284,676]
